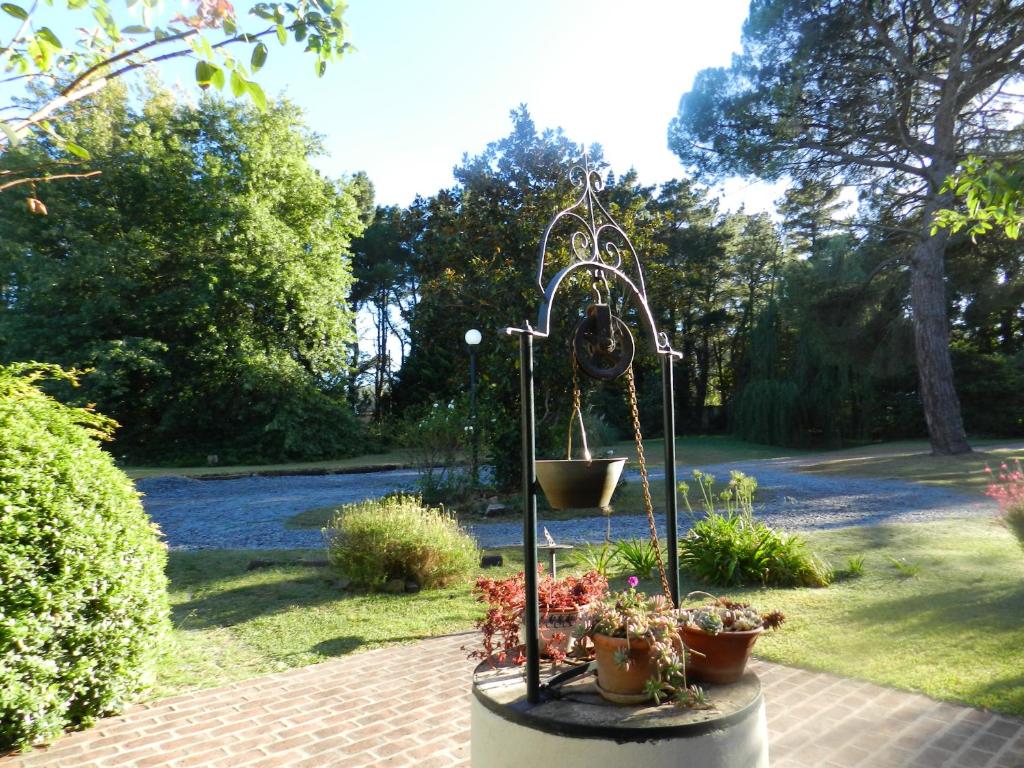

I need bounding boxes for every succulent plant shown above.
[680,591,786,635]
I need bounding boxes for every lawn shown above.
[155,517,1024,717]
[797,439,1024,493]
[124,447,413,480]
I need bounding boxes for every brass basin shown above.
[535,458,626,510]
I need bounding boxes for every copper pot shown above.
[682,625,763,685]
[535,458,626,510]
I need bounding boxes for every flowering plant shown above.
[577,579,708,707]
[680,592,786,635]
[985,460,1024,549]
[468,569,607,664]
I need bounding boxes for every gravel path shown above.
[137,458,995,551]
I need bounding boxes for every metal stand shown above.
[519,328,541,704]
[506,156,684,705]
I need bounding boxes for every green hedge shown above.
[0,364,170,751]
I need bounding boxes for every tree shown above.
[669,0,1024,454]
[933,155,1024,240]
[0,82,366,461]
[0,0,348,194]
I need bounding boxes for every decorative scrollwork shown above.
[535,154,645,298]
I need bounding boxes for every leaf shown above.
[195,60,216,89]
[210,66,225,90]
[251,41,268,72]
[65,141,90,160]
[120,25,150,33]
[246,81,267,111]
[276,24,287,45]
[0,120,20,147]
[37,26,62,49]
[1,3,27,19]
[316,59,326,77]
[230,69,246,98]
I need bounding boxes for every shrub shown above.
[0,364,170,751]
[677,468,832,588]
[679,513,832,588]
[571,542,620,577]
[613,538,664,580]
[401,401,473,504]
[985,460,1024,550]
[324,494,479,589]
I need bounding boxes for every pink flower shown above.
[627,576,639,588]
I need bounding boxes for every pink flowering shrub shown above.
[985,460,1024,549]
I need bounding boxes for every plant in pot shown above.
[679,592,786,685]
[577,577,708,707]
[468,569,608,664]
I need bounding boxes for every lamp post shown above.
[465,328,482,489]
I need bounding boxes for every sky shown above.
[146,0,785,213]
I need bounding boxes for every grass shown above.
[155,517,1024,717]
[124,447,413,480]
[797,440,1024,493]
[634,517,1024,717]
[154,546,523,698]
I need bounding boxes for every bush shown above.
[324,495,479,589]
[679,513,832,588]
[612,538,664,580]
[0,364,170,751]
[677,468,831,587]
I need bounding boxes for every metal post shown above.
[469,345,479,489]
[519,329,541,704]
[662,355,680,607]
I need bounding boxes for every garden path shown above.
[2,632,1020,768]
[137,459,993,550]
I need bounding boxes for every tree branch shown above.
[0,170,101,192]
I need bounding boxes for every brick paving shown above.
[2,632,1022,768]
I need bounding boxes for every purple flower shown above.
[627,576,639,588]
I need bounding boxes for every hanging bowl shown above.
[535,457,626,510]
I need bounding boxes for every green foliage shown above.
[934,157,1024,241]
[612,539,663,580]
[0,0,349,194]
[0,83,365,463]
[0,364,170,751]
[678,469,830,588]
[887,556,921,579]
[571,543,619,577]
[400,399,472,504]
[678,469,758,519]
[324,495,479,590]
[679,513,832,588]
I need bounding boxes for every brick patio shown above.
[2,632,1022,768]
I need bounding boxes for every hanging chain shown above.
[567,355,590,461]
[625,365,673,602]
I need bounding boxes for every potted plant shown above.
[577,577,708,707]
[468,569,607,664]
[679,592,785,684]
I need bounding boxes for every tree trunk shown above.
[909,220,971,455]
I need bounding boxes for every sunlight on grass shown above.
[156,519,1024,717]
[124,448,413,480]
[798,443,1024,493]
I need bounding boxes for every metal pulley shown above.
[572,302,635,381]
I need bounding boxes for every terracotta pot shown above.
[682,624,763,685]
[538,609,579,657]
[535,458,626,510]
[592,633,658,703]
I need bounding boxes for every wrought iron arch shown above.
[505,155,683,705]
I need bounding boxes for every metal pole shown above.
[469,345,478,489]
[519,329,541,703]
[662,355,680,607]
